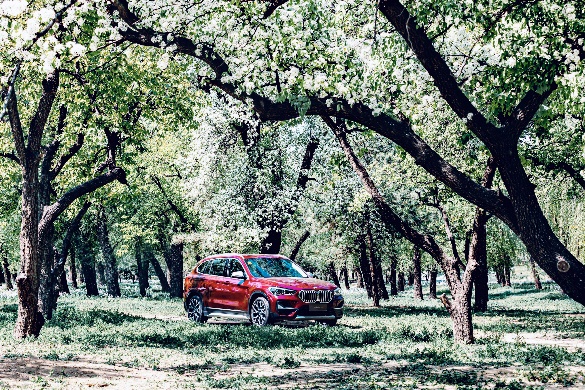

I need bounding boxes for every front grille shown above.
[298,289,333,303]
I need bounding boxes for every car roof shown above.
[202,253,288,260]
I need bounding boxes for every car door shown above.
[203,258,227,309]
[220,258,250,312]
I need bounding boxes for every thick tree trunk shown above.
[413,247,423,300]
[144,248,170,293]
[397,272,405,291]
[530,256,543,290]
[164,241,184,298]
[0,264,4,284]
[290,231,310,261]
[429,270,437,299]
[259,229,282,254]
[408,272,414,286]
[14,168,43,338]
[366,222,388,302]
[96,263,105,285]
[97,209,120,297]
[390,258,398,296]
[58,270,69,294]
[441,293,474,344]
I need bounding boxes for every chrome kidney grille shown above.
[298,289,333,303]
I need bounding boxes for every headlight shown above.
[268,287,296,296]
[334,287,343,297]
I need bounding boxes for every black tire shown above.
[186,295,207,323]
[250,296,271,326]
[317,319,338,326]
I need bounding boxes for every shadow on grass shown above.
[345,305,449,318]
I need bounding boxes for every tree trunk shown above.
[97,208,120,297]
[429,270,437,299]
[340,264,350,289]
[441,293,474,344]
[470,209,490,311]
[96,263,105,285]
[327,261,340,287]
[355,267,364,289]
[145,248,170,293]
[164,241,184,298]
[290,231,310,261]
[58,268,69,294]
[397,272,405,291]
[530,256,543,290]
[14,167,43,338]
[390,258,398,296]
[408,272,414,286]
[76,233,98,296]
[0,264,4,284]
[358,236,373,298]
[2,256,12,290]
[259,228,282,254]
[69,244,78,289]
[413,246,423,300]
[504,263,511,287]
[366,222,388,302]
[135,240,149,297]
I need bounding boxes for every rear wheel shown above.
[186,295,207,323]
[250,296,271,326]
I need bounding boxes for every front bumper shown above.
[270,295,344,321]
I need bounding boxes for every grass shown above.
[0,274,584,389]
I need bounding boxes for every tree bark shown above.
[413,246,423,300]
[290,230,310,261]
[530,256,543,290]
[504,263,512,287]
[358,236,373,298]
[390,258,398,296]
[76,230,98,296]
[429,270,438,299]
[355,267,364,289]
[97,207,120,297]
[408,272,414,286]
[58,268,69,294]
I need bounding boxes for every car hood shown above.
[261,277,336,290]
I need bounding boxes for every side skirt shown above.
[204,307,250,320]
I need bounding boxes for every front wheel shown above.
[186,295,207,323]
[250,296,271,326]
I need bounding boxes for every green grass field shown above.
[0,279,584,389]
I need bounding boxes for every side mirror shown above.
[231,271,245,279]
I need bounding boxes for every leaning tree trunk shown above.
[135,241,149,297]
[413,246,423,300]
[529,256,543,290]
[390,258,398,296]
[2,255,12,290]
[165,241,184,298]
[429,270,438,299]
[290,231,310,261]
[97,209,120,297]
[144,248,170,293]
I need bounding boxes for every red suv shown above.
[183,254,344,326]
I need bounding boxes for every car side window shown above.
[208,258,226,276]
[226,259,245,278]
[197,261,211,274]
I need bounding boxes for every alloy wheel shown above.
[187,295,204,322]
[250,297,270,326]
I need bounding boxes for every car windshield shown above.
[245,257,307,278]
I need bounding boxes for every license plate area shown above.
[309,303,327,312]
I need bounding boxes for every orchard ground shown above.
[0,267,584,389]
